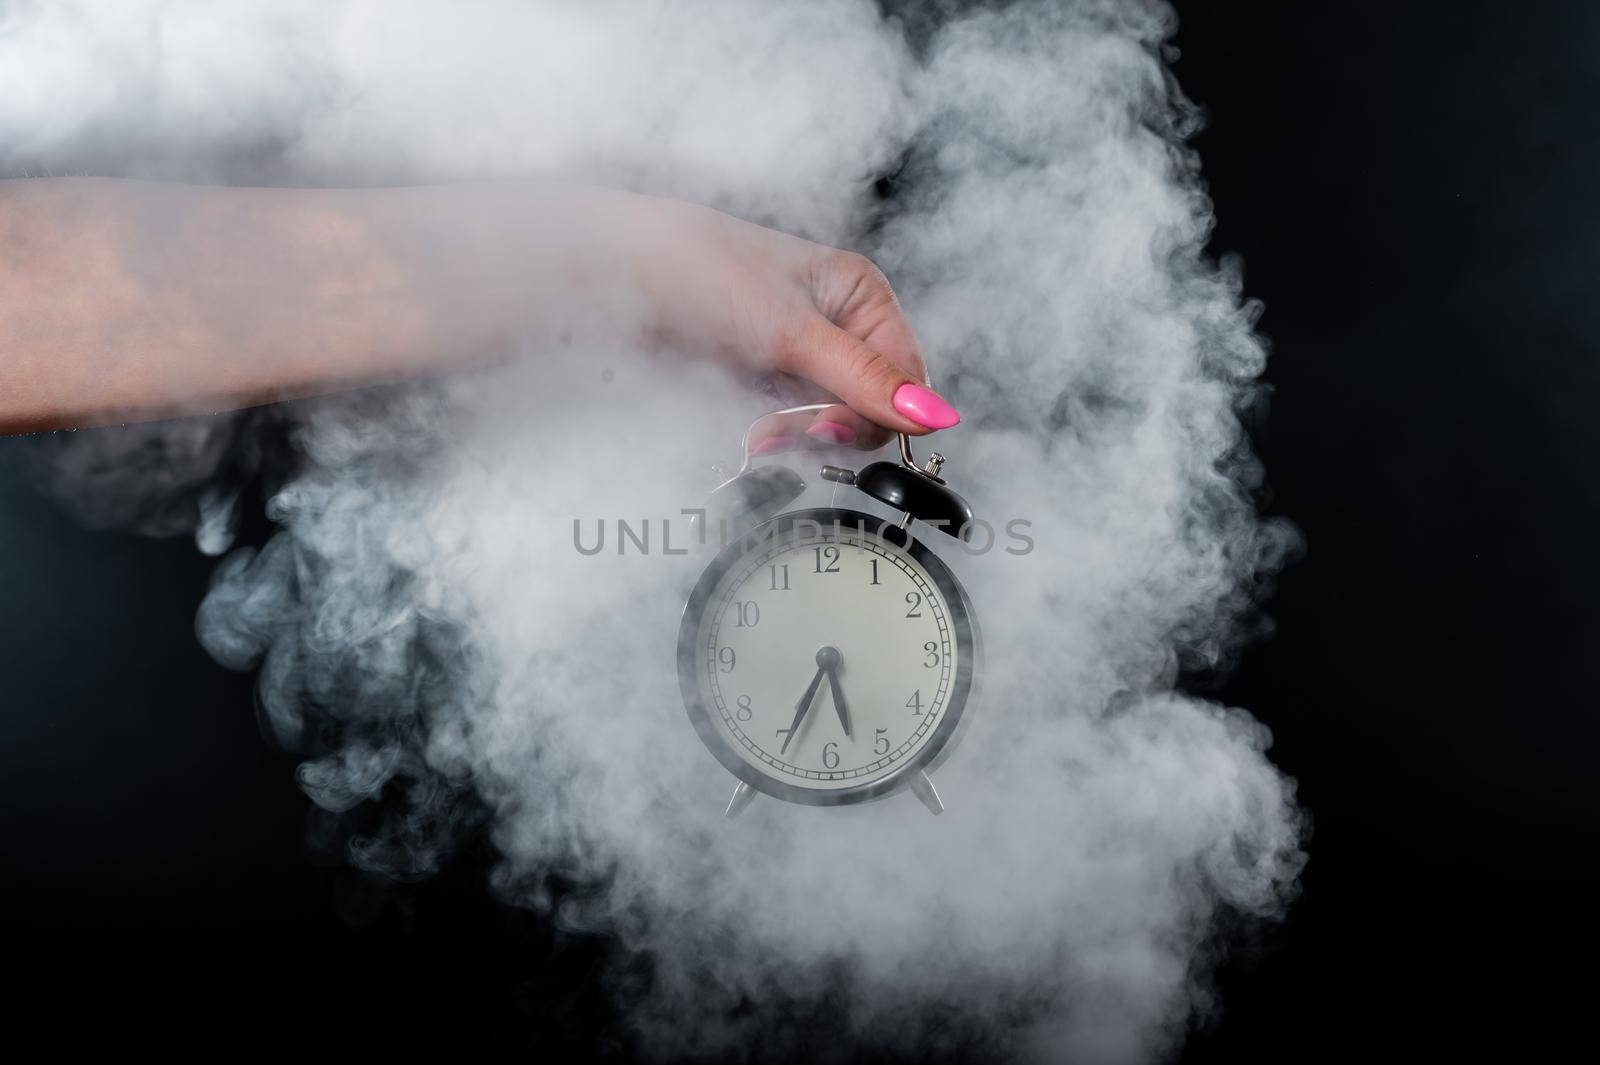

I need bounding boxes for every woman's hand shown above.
[621,196,961,453]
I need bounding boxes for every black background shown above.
[3,1,1595,1059]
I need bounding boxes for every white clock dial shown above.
[692,517,958,793]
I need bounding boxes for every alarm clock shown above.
[678,404,980,818]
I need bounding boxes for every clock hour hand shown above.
[778,647,843,757]
[779,665,827,756]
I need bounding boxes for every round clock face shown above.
[678,507,976,806]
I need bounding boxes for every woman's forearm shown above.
[0,176,955,442]
[0,178,641,433]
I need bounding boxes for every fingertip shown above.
[891,383,961,431]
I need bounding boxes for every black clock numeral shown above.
[875,728,890,755]
[813,545,840,573]
[734,601,760,627]
[922,642,940,668]
[905,591,923,618]
[822,742,840,769]
[869,559,881,585]
[719,646,736,673]
[907,689,924,715]
[769,564,791,591]
[735,694,753,722]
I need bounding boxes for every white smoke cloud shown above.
[4,1,1304,1060]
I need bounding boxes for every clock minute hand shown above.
[825,667,851,738]
[779,665,827,756]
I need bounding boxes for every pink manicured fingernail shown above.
[750,435,795,456]
[892,383,961,430]
[805,421,857,445]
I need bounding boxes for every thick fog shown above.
[2,1,1304,1060]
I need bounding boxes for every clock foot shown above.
[910,770,944,816]
[725,781,757,819]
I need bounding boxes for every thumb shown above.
[783,316,961,436]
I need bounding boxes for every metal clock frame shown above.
[677,506,979,809]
